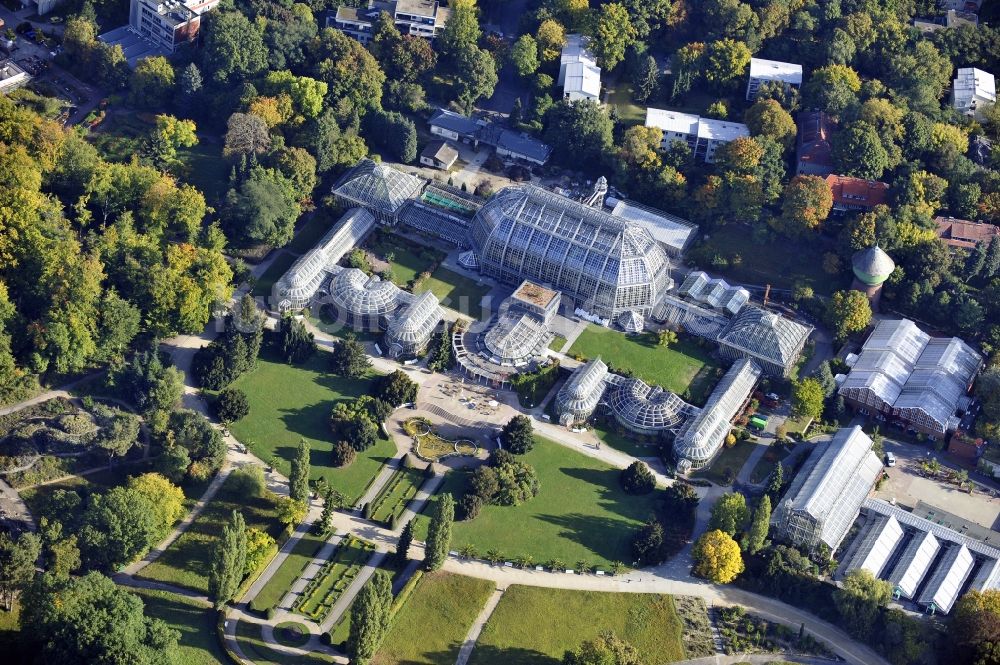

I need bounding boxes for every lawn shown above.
[690,225,846,296]
[603,80,646,127]
[692,440,758,486]
[252,252,297,298]
[414,265,492,315]
[591,421,660,458]
[294,536,376,622]
[368,466,426,525]
[749,444,793,484]
[364,231,446,288]
[288,212,336,255]
[235,620,333,665]
[305,305,381,343]
[249,530,327,614]
[373,573,494,665]
[130,588,226,665]
[175,141,228,204]
[226,352,394,504]
[566,326,720,405]
[548,334,567,352]
[469,586,686,665]
[137,473,285,594]
[416,437,660,569]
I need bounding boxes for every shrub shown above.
[214,387,250,424]
[229,465,266,498]
[362,502,372,519]
[620,461,656,495]
[331,441,357,467]
[500,415,534,454]
[458,492,484,520]
[266,607,276,620]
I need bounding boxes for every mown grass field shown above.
[364,232,445,288]
[131,588,226,665]
[566,326,721,405]
[252,252,298,298]
[414,266,491,315]
[373,573,494,665]
[249,530,327,614]
[469,587,686,665]
[137,474,285,593]
[226,352,394,504]
[416,437,659,569]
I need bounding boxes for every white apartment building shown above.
[746,57,803,101]
[99,0,219,66]
[558,34,601,102]
[0,60,29,94]
[953,67,996,120]
[329,0,450,45]
[645,107,749,163]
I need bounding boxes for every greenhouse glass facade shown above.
[554,358,609,425]
[328,268,404,330]
[469,185,672,319]
[384,290,444,358]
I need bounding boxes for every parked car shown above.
[885,452,896,467]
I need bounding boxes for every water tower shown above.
[851,244,895,312]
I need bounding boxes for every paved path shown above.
[278,532,345,613]
[736,441,771,487]
[454,586,505,665]
[319,549,388,632]
[673,655,834,665]
[355,457,401,509]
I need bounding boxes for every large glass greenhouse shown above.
[328,268,404,330]
[469,185,672,319]
[384,290,444,358]
[331,159,425,224]
[554,358,609,426]
[607,377,694,435]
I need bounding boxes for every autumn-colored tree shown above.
[536,19,566,61]
[692,529,744,583]
[772,175,833,238]
[745,99,796,150]
[826,290,872,341]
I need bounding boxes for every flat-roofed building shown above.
[558,34,601,102]
[645,108,749,163]
[608,200,698,257]
[773,426,882,553]
[0,60,29,94]
[838,319,982,439]
[100,0,219,67]
[746,58,803,101]
[328,0,450,44]
[428,109,553,165]
[953,67,996,120]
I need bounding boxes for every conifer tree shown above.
[425,494,454,571]
[395,520,414,564]
[290,439,310,504]
[741,495,771,554]
[348,570,393,664]
[208,510,246,608]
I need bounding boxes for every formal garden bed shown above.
[248,531,327,615]
[293,536,376,623]
[717,606,835,659]
[367,465,426,526]
[403,417,478,462]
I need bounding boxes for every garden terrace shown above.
[469,586,699,665]
[368,465,426,526]
[293,535,376,622]
[403,418,478,463]
[224,351,394,504]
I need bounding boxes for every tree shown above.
[177,63,203,113]
[593,3,637,70]
[745,99,796,150]
[395,520,414,565]
[215,387,250,424]
[375,370,418,407]
[500,415,534,454]
[813,361,837,398]
[632,518,665,565]
[438,0,480,58]
[208,509,247,608]
[792,378,825,422]
[766,462,784,500]
[129,56,175,109]
[632,55,659,103]
[834,569,893,640]
[826,290,872,341]
[803,64,861,116]
[79,486,160,571]
[657,329,679,348]
[510,34,539,78]
[275,496,308,529]
[692,529,744,583]
[310,28,386,115]
[0,531,40,611]
[544,99,614,168]
[976,367,1000,423]
[328,332,370,377]
[94,410,141,466]
[163,410,226,480]
[425,493,454,571]
[833,122,890,180]
[536,19,566,61]
[455,46,498,114]
[22,572,178,664]
[772,175,833,238]
[563,631,642,665]
[202,10,267,82]
[348,570,393,665]
[741,495,771,555]
[708,492,749,537]
[620,461,655,494]
[243,527,275,577]
[223,113,271,159]
[953,589,1000,664]
[704,39,751,86]
[148,115,198,165]
[127,473,185,543]
[277,315,316,364]
[290,439,311,504]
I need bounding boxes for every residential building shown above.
[428,109,552,165]
[746,57,802,101]
[558,34,601,102]
[608,200,698,257]
[419,140,459,170]
[715,306,812,378]
[953,67,996,120]
[469,185,672,320]
[772,426,883,553]
[0,60,29,94]
[825,175,889,212]
[645,108,749,163]
[795,111,837,176]
[935,216,1000,251]
[328,0,450,44]
[99,0,220,66]
[838,318,983,439]
[941,0,983,11]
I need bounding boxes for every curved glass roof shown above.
[470,185,671,318]
[483,311,549,365]
[608,378,689,433]
[555,358,608,419]
[329,268,403,317]
[717,307,812,367]
[386,291,444,345]
[332,159,424,214]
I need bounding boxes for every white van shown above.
[885,452,896,467]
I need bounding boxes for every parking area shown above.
[874,438,1000,531]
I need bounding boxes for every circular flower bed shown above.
[404,418,478,462]
[454,439,478,456]
[273,621,311,648]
